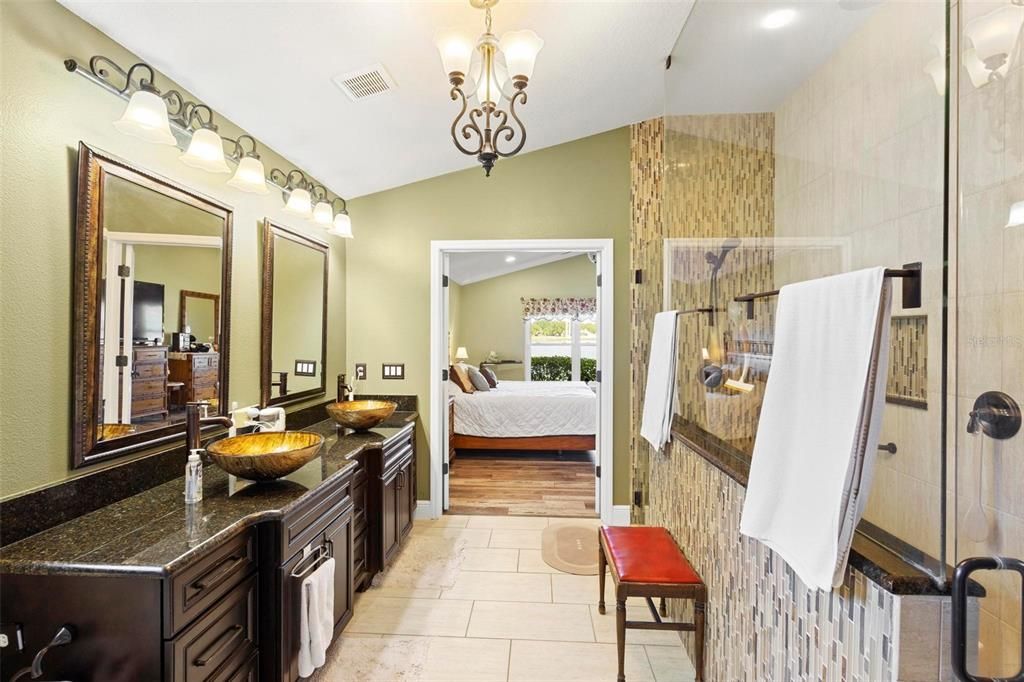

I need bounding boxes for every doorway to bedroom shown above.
[429,239,615,522]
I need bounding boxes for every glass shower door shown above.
[951,0,1024,678]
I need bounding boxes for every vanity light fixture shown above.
[271,169,314,217]
[963,0,1024,87]
[311,185,335,227]
[179,105,230,173]
[437,0,543,176]
[329,198,354,239]
[225,135,269,195]
[108,62,178,145]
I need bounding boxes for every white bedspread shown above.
[452,380,597,437]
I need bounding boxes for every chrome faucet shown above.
[185,401,234,453]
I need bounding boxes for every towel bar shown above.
[734,263,922,319]
[290,543,330,579]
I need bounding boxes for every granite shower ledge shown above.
[0,413,416,579]
[669,416,979,598]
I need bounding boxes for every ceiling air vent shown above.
[332,64,396,101]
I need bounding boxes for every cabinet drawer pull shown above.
[194,624,243,667]
[193,555,244,590]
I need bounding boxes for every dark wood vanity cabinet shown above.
[380,427,416,568]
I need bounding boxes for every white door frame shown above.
[429,239,615,523]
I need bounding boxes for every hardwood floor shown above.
[447,452,598,518]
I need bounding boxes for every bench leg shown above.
[616,599,627,682]
[693,599,706,682]
[597,539,607,615]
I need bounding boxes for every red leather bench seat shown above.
[601,526,702,585]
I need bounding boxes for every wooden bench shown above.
[598,526,706,682]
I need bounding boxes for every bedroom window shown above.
[525,317,596,382]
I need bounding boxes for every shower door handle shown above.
[951,556,1024,682]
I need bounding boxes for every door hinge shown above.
[115,354,128,367]
[443,462,449,475]
[596,274,602,287]
[595,370,602,382]
[442,369,449,381]
[117,265,131,278]
[634,269,643,285]
[442,275,449,288]
[595,465,601,478]
[633,490,644,507]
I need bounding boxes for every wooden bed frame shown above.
[453,433,596,452]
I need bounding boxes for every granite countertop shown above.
[0,413,416,579]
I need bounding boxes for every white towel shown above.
[739,268,891,591]
[641,311,679,450]
[297,557,335,678]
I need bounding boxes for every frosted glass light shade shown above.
[114,89,176,145]
[963,48,992,88]
[227,156,269,194]
[1007,200,1024,228]
[454,346,469,361]
[965,4,1024,74]
[312,201,334,226]
[437,32,473,76]
[180,128,230,173]
[925,56,946,95]
[330,211,353,238]
[284,187,313,216]
[499,30,543,80]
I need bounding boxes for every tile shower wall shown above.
[772,0,948,562]
[629,117,905,682]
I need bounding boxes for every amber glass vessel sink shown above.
[206,431,324,481]
[325,400,397,431]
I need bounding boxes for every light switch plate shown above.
[382,363,405,380]
[355,363,367,381]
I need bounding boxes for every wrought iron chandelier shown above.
[436,0,544,177]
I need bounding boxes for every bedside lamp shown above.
[454,347,469,362]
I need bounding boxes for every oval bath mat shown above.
[541,521,601,575]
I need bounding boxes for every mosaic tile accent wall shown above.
[887,315,928,406]
[649,440,899,681]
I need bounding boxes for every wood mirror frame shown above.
[260,220,329,408]
[179,290,221,348]
[72,143,233,468]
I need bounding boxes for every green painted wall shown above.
[0,1,348,499]
[346,129,632,503]
[454,255,596,382]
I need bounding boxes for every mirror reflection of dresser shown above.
[168,351,220,407]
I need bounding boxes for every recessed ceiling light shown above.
[505,255,517,263]
[761,8,797,29]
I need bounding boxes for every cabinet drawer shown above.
[281,477,352,560]
[193,384,218,402]
[165,574,257,682]
[165,529,257,637]
[135,363,167,379]
[193,354,219,370]
[193,367,219,383]
[133,378,167,396]
[135,347,167,363]
[383,441,413,476]
[133,396,166,415]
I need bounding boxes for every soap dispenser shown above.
[185,449,204,503]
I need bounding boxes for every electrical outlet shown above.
[355,363,367,381]
[0,623,24,651]
[382,363,405,380]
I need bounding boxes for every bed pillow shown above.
[450,364,475,393]
[480,367,498,388]
[466,366,491,392]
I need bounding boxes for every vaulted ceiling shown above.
[61,1,695,198]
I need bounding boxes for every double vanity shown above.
[0,413,417,681]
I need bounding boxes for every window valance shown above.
[521,297,597,321]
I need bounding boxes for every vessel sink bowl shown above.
[325,400,397,432]
[206,431,324,481]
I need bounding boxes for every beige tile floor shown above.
[312,515,697,682]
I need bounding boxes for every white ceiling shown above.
[448,250,585,285]
[666,0,877,115]
[60,1,694,198]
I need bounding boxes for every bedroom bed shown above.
[449,379,597,452]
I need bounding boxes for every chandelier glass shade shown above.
[437,0,543,176]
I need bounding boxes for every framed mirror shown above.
[72,143,233,468]
[260,221,329,407]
